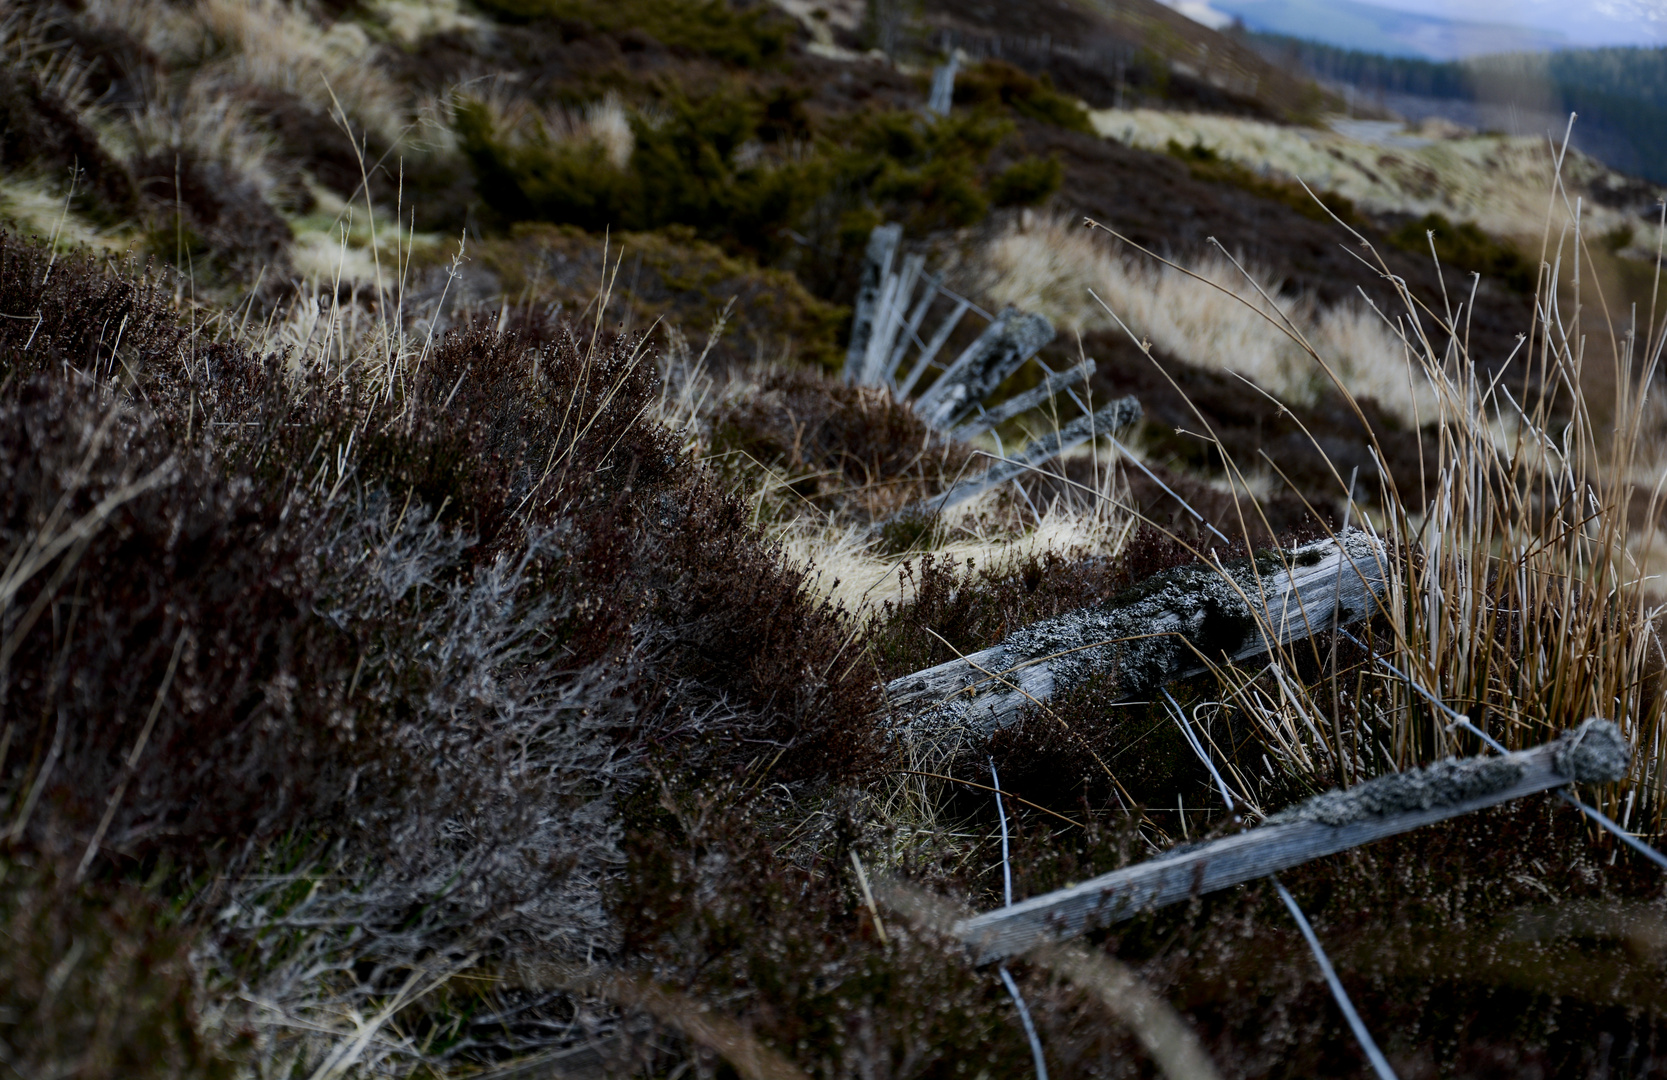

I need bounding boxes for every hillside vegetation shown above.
[2,1,1667,1078]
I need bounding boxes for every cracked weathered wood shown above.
[886,528,1388,738]
[953,719,1632,963]
[843,223,902,382]
[880,395,1142,534]
[914,308,1056,429]
[951,359,1097,439]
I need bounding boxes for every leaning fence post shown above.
[844,223,903,383]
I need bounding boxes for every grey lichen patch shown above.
[1270,754,1527,826]
[1552,718,1630,783]
[994,558,1257,698]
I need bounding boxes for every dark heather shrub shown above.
[0,373,358,864]
[0,234,181,379]
[0,864,231,1080]
[713,366,976,519]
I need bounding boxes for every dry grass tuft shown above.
[979,213,1438,427]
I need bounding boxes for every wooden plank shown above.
[951,359,1097,439]
[894,295,970,397]
[842,224,901,383]
[914,310,1055,430]
[886,528,1388,737]
[861,253,924,386]
[883,270,942,389]
[878,395,1140,536]
[955,719,1632,963]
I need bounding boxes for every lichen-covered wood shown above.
[951,359,1097,439]
[913,308,1057,429]
[886,528,1388,738]
[955,719,1632,963]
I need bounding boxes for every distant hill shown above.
[1246,34,1667,184]
[1204,0,1566,61]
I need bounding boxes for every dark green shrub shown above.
[459,87,1018,253]
[472,0,790,66]
[990,154,1064,206]
[1165,137,1363,224]
[457,89,826,255]
[954,59,1094,134]
[1388,212,1539,293]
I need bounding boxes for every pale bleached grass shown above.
[464,90,636,171]
[0,176,121,253]
[770,445,1135,619]
[363,0,486,46]
[979,214,1439,426]
[1089,107,1644,249]
[121,79,288,203]
[85,0,410,147]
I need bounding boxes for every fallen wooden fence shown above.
[881,393,1142,529]
[953,718,1632,963]
[886,528,1389,739]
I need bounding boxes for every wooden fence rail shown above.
[953,719,1632,963]
[886,528,1389,739]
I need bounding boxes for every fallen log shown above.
[886,528,1387,738]
[953,719,1632,962]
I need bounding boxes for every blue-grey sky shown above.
[1170,0,1667,52]
[1368,0,1665,47]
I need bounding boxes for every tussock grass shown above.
[1090,105,1649,249]
[1074,137,1667,843]
[980,213,1438,426]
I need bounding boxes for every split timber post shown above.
[844,223,903,382]
[952,719,1633,963]
[885,529,1389,740]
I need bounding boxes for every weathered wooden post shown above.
[844,223,902,383]
[886,528,1389,739]
[952,719,1632,962]
[913,309,1057,430]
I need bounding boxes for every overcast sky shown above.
[1368,0,1667,46]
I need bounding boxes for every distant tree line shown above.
[1244,33,1667,184]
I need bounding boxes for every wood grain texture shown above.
[955,720,1630,963]
[886,529,1388,737]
